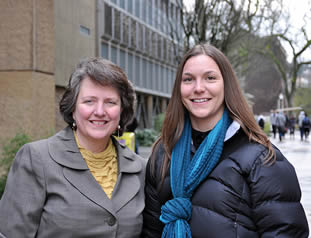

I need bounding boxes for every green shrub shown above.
[263,121,271,136]
[154,113,165,133]
[0,132,31,198]
[136,128,159,146]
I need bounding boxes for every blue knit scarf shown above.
[160,109,232,238]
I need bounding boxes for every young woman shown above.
[142,44,309,238]
[0,58,146,238]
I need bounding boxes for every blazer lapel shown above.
[111,140,142,212]
[63,168,115,216]
[48,127,116,216]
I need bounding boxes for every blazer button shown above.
[108,217,116,226]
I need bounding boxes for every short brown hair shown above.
[59,57,136,134]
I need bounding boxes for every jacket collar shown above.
[48,127,88,170]
[48,127,142,173]
[48,127,143,215]
[224,120,241,142]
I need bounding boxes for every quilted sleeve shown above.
[141,150,164,238]
[249,149,309,237]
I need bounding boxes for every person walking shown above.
[289,115,296,139]
[141,43,309,238]
[298,111,306,141]
[303,113,310,140]
[275,111,286,142]
[257,114,265,131]
[270,110,277,138]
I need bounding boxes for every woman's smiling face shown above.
[73,77,121,152]
[180,54,225,131]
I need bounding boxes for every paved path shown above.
[140,132,311,232]
[270,133,311,233]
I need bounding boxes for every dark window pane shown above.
[131,19,136,48]
[122,14,129,45]
[114,9,121,41]
[104,3,112,36]
[128,53,134,83]
[111,46,117,64]
[101,42,109,59]
[120,49,126,72]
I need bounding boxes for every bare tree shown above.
[169,0,283,53]
[258,7,311,107]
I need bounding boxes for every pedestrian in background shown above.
[270,110,277,138]
[303,113,310,140]
[0,58,146,237]
[257,114,265,131]
[298,111,306,141]
[276,111,286,142]
[142,43,309,238]
[289,114,296,139]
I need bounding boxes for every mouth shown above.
[90,120,108,126]
[191,98,210,103]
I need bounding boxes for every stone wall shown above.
[0,0,55,144]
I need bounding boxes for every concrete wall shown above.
[0,71,55,141]
[54,0,96,87]
[0,0,55,143]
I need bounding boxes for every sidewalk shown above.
[269,133,311,231]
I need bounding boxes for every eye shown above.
[83,99,94,104]
[182,77,193,83]
[207,76,216,80]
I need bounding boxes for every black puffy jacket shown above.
[142,129,309,238]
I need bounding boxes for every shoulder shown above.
[223,130,268,174]
[113,137,147,172]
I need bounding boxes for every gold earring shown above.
[117,125,121,137]
[72,121,77,130]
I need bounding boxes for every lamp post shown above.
[279,93,284,111]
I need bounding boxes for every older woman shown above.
[142,44,309,238]
[0,58,146,238]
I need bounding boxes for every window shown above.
[135,0,140,18]
[101,43,109,59]
[128,0,133,14]
[135,55,141,85]
[148,0,153,25]
[80,25,90,36]
[163,39,167,62]
[145,28,150,55]
[131,19,136,49]
[137,23,143,51]
[114,9,121,41]
[104,3,112,36]
[120,0,125,9]
[111,46,118,64]
[151,32,157,58]
[142,59,147,87]
[122,14,129,45]
[158,36,162,59]
[128,53,134,83]
[120,49,126,72]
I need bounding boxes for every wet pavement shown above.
[270,133,311,232]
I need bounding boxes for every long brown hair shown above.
[152,43,275,179]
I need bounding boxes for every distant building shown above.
[0,0,182,142]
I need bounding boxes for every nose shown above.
[194,79,204,93]
[94,102,106,116]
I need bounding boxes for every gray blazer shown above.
[0,127,146,238]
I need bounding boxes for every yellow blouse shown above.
[74,132,118,199]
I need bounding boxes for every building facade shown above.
[0,0,182,143]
